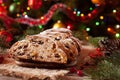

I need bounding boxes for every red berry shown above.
[96,48,101,51]
[77,70,83,76]
[0,56,4,63]
[70,67,77,73]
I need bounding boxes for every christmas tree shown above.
[0,0,120,47]
[0,0,120,80]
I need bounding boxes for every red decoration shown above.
[89,48,103,58]
[15,3,105,26]
[77,70,84,76]
[0,6,7,15]
[70,67,77,73]
[28,0,42,10]
[0,30,13,42]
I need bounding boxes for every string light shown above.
[16,13,20,17]
[40,16,44,20]
[100,16,104,20]
[107,27,112,32]
[86,27,91,31]
[80,13,84,17]
[95,21,100,26]
[88,13,92,17]
[27,7,30,10]
[67,25,71,29]
[24,15,28,18]
[73,11,76,14]
[116,24,120,29]
[38,25,43,29]
[113,9,117,13]
[77,11,80,16]
[89,7,93,11]
[115,33,120,38]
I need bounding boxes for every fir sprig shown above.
[84,51,120,80]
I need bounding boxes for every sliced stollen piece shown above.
[56,38,79,63]
[9,35,68,64]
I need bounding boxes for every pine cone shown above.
[98,38,120,56]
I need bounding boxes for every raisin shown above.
[23,45,28,48]
[55,36,61,41]
[18,46,22,49]
[54,54,60,58]
[17,52,25,55]
[27,54,32,60]
[40,56,43,59]
[65,45,69,48]
[38,41,44,44]
[52,44,56,49]
[69,52,73,57]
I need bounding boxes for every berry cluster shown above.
[69,67,84,76]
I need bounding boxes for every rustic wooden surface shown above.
[0,57,92,80]
[0,46,96,80]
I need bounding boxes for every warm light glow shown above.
[16,13,20,17]
[24,15,28,18]
[86,36,89,40]
[116,24,120,29]
[73,11,76,14]
[107,27,112,32]
[100,16,104,20]
[57,20,61,23]
[80,13,84,17]
[53,20,66,29]
[40,16,44,20]
[1,3,5,6]
[27,7,30,10]
[67,25,71,29]
[88,13,92,17]
[113,9,117,13]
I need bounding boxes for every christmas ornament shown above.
[0,3,104,27]
[77,70,84,76]
[53,20,66,29]
[0,30,12,42]
[91,0,105,5]
[70,67,77,73]
[9,3,20,13]
[0,6,7,15]
[0,0,3,4]
[28,0,42,10]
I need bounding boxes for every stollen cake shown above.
[9,28,81,68]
